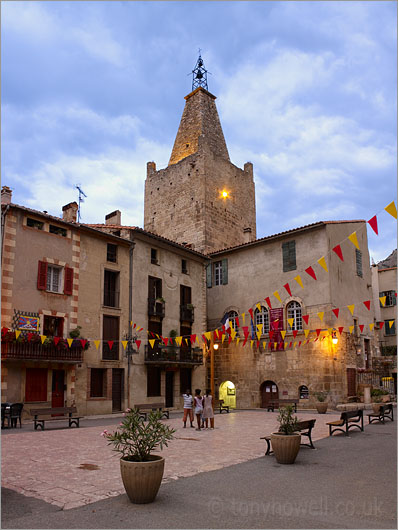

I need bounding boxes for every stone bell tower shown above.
[144,55,256,254]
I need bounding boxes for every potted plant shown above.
[270,406,301,464]
[103,408,175,504]
[371,389,385,413]
[314,391,328,414]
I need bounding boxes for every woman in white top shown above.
[193,389,203,431]
[202,388,214,429]
[182,389,194,428]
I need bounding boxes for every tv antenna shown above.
[75,185,87,222]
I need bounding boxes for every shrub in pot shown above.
[314,392,328,414]
[270,405,301,464]
[371,389,386,413]
[103,408,175,504]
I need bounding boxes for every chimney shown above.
[105,210,121,225]
[62,202,78,223]
[243,227,252,243]
[1,186,12,205]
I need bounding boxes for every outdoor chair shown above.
[9,403,23,428]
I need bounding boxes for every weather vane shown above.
[190,50,210,91]
[75,185,87,222]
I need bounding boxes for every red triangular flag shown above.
[133,323,136,329]
[235,317,240,328]
[256,340,260,348]
[80,339,87,348]
[213,330,218,341]
[338,326,344,335]
[316,329,321,337]
[27,333,34,342]
[228,336,233,345]
[363,300,371,310]
[190,334,196,345]
[332,244,344,261]
[379,322,384,330]
[332,308,340,319]
[264,297,272,309]
[268,342,272,349]
[248,308,254,321]
[293,330,298,339]
[283,283,292,297]
[288,342,292,348]
[305,266,317,281]
[222,325,226,334]
[368,215,378,235]
[269,330,274,341]
[298,341,302,347]
[359,325,364,333]
[135,340,141,349]
[53,337,60,346]
[202,334,207,343]
[107,340,113,350]
[303,315,309,325]
[164,337,169,346]
[314,337,319,342]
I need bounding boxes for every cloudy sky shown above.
[2,1,397,262]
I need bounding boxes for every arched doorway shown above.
[260,380,279,408]
[219,380,236,409]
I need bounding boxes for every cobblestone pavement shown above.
[1,409,342,510]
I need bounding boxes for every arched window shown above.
[287,301,302,331]
[228,311,239,334]
[299,385,309,399]
[254,306,269,335]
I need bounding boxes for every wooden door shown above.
[261,380,279,408]
[165,371,174,408]
[112,369,124,412]
[51,370,65,410]
[346,368,357,397]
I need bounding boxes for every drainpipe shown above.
[1,205,10,262]
[126,234,136,408]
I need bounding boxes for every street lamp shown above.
[210,341,219,399]
[332,332,338,345]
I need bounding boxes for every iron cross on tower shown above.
[191,50,209,91]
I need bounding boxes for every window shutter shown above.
[206,264,212,288]
[37,261,48,290]
[282,241,296,272]
[64,267,74,295]
[356,249,363,277]
[222,259,228,285]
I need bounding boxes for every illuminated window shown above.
[287,301,302,331]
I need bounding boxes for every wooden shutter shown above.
[64,267,74,295]
[37,261,48,290]
[222,259,228,285]
[206,264,212,288]
[25,368,48,402]
[282,241,296,272]
[355,249,363,277]
[346,368,357,397]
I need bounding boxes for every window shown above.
[151,248,158,265]
[90,369,106,397]
[147,366,161,397]
[46,265,62,293]
[380,291,397,307]
[214,259,228,286]
[287,301,302,331]
[26,218,44,230]
[282,241,296,272]
[104,270,120,308]
[228,311,239,334]
[43,316,64,337]
[49,225,67,237]
[102,315,119,360]
[107,244,117,263]
[385,320,396,336]
[182,259,188,274]
[299,385,309,399]
[255,306,269,335]
[25,368,47,402]
[355,249,363,277]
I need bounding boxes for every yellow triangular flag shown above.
[40,334,46,344]
[256,331,261,340]
[288,318,294,328]
[263,341,267,348]
[185,338,189,345]
[284,342,288,349]
[231,329,237,341]
[349,325,354,334]
[317,312,324,322]
[175,336,182,346]
[121,340,128,350]
[348,232,360,250]
[379,296,386,307]
[67,338,73,348]
[256,303,261,312]
[236,338,240,345]
[317,256,328,272]
[304,329,310,338]
[273,290,282,303]
[347,304,355,315]
[149,339,156,348]
[15,330,21,339]
[94,340,101,350]
[241,313,246,325]
[327,328,333,335]
[385,201,397,219]
[257,324,262,332]
[369,323,374,332]
[204,332,211,341]
[389,320,395,329]
[293,342,297,348]
[250,340,254,348]
[281,330,286,340]
[130,321,132,327]
[221,334,226,344]
[294,275,304,288]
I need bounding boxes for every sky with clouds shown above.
[2,1,397,262]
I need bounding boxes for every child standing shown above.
[202,388,215,429]
[182,389,194,428]
[194,389,203,431]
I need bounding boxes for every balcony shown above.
[148,298,165,318]
[144,344,203,365]
[180,304,194,323]
[1,341,84,363]
[103,290,120,308]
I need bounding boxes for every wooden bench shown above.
[134,403,169,420]
[326,409,364,436]
[267,399,299,413]
[366,403,394,424]
[30,407,82,430]
[260,419,316,455]
[218,399,230,413]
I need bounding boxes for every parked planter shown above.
[120,455,165,504]
[315,402,328,414]
[372,403,382,414]
[270,432,301,464]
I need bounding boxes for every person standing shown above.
[182,389,194,428]
[202,388,214,429]
[193,388,203,431]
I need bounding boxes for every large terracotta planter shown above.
[315,402,328,414]
[120,455,165,504]
[270,433,301,464]
[372,403,382,414]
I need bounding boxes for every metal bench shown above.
[218,399,230,413]
[260,419,316,455]
[267,399,299,412]
[134,403,169,420]
[326,409,364,436]
[30,407,82,430]
[366,403,394,424]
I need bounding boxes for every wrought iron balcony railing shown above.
[1,341,84,362]
[144,344,203,365]
[180,304,194,323]
[148,298,165,318]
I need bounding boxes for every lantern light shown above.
[213,343,219,350]
[332,331,338,345]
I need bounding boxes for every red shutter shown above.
[37,261,48,290]
[64,267,74,295]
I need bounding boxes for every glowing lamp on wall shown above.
[220,190,229,199]
[213,343,219,350]
[332,332,338,345]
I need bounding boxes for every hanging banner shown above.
[269,308,284,351]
